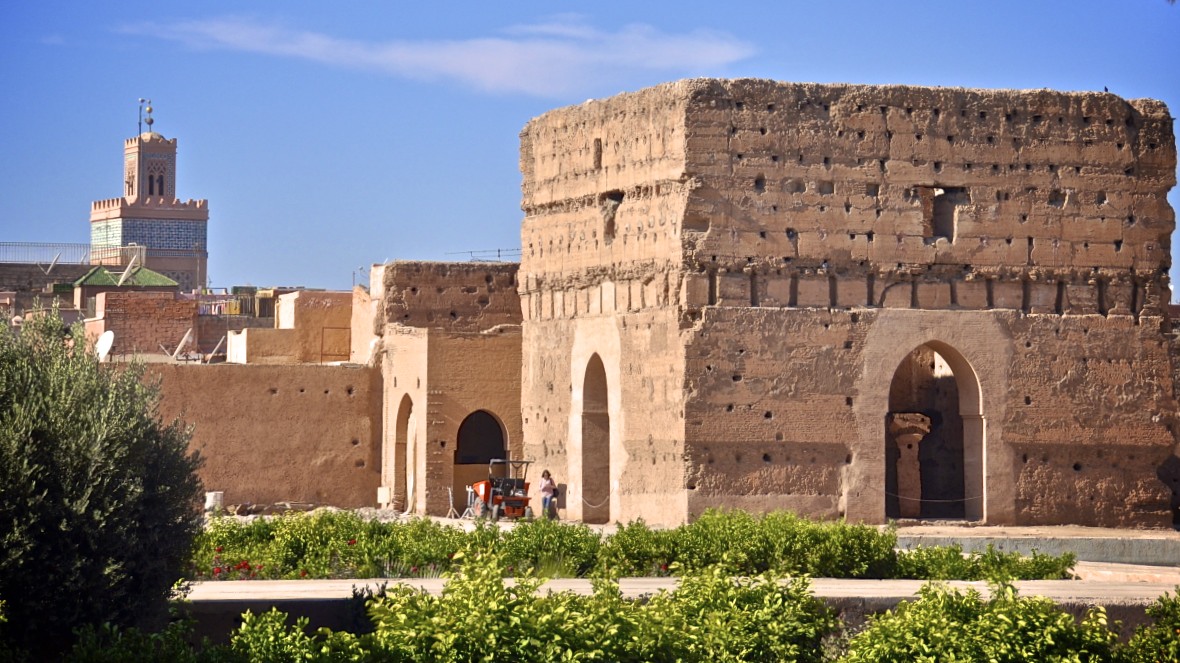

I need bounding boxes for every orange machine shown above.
[471,459,533,520]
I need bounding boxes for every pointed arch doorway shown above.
[885,341,984,521]
[395,394,415,512]
[580,354,611,524]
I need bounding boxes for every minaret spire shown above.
[137,98,152,135]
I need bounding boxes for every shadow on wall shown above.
[1156,455,1180,528]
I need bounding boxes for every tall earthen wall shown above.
[519,87,706,524]
[520,79,1177,527]
[150,363,382,507]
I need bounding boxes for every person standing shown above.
[539,469,557,519]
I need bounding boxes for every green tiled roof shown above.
[73,265,178,288]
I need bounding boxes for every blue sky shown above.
[1,1,1177,292]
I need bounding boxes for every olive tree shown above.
[0,311,203,657]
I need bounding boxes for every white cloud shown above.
[117,15,754,96]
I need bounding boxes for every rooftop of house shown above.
[73,265,178,288]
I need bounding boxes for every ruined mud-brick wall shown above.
[519,86,699,524]
[675,79,1176,526]
[150,363,382,507]
[523,78,1176,527]
[86,290,196,356]
[376,261,522,515]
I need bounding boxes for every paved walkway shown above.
[188,561,1180,604]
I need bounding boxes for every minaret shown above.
[89,101,209,291]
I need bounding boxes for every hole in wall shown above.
[355,459,366,468]
[1073,462,1082,472]
[1024,396,1032,405]
[846,396,854,406]
[762,453,772,463]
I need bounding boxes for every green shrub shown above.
[500,517,601,577]
[363,551,838,662]
[189,509,1075,583]
[896,544,1076,581]
[841,581,1118,662]
[673,509,769,573]
[0,311,204,657]
[1118,589,1180,663]
[69,616,232,663]
[597,519,676,576]
[228,609,370,663]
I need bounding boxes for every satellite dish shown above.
[95,330,114,363]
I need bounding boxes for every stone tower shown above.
[89,104,208,291]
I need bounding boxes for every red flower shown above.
[212,566,222,575]
[215,546,223,553]
[300,569,309,577]
[660,563,669,572]
[348,538,357,546]
[410,566,419,574]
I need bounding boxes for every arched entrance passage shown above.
[885,341,983,521]
[455,410,506,464]
[453,410,507,513]
[395,394,414,512]
[580,354,611,524]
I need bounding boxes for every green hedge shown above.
[191,509,1076,582]
[63,558,1180,662]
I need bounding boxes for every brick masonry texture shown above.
[512,79,1177,527]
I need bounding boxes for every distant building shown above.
[88,105,209,291]
[71,264,178,315]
